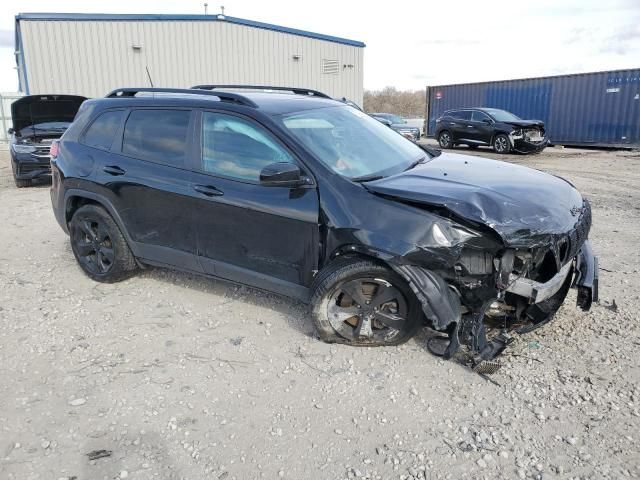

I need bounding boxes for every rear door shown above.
[95,107,202,272]
[190,109,320,298]
[448,110,472,141]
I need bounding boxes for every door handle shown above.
[103,165,126,176]
[194,184,224,197]
[467,125,474,128]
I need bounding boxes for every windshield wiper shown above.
[351,174,385,183]
[404,156,427,172]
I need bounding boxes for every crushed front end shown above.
[392,200,597,373]
[509,126,549,153]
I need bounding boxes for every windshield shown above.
[280,106,427,180]
[484,109,521,122]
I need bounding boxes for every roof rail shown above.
[105,87,258,108]
[191,84,332,99]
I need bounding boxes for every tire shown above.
[69,204,137,283]
[493,134,511,154]
[438,130,453,149]
[11,160,32,188]
[310,257,423,346]
[14,177,32,188]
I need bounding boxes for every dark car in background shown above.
[370,113,421,141]
[9,94,86,187]
[49,85,596,371]
[434,107,548,154]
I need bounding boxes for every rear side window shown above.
[453,110,472,121]
[122,109,191,166]
[83,110,124,151]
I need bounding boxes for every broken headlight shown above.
[510,129,523,139]
[428,222,479,247]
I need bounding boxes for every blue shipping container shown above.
[426,68,640,147]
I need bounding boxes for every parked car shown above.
[50,86,597,371]
[370,113,421,141]
[434,107,548,154]
[9,94,86,187]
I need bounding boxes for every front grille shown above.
[524,128,544,142]
[32,146,51,160]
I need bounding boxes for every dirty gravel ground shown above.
[1,145,639,480]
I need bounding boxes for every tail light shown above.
[49,140,60,158]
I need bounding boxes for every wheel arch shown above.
[64,190,138,256]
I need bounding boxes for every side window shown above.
[201,112,296,182]
[472,111,490,122]
[122,109,191,166]
[455,110,472,121]
[82,110,124,151]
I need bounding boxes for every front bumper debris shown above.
[400,240,598,374]
[574,240,598,310]
[506,261,573,303]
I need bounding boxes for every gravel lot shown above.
[1,145,639,480]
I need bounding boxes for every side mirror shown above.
[260,162,304,187]
[7,128,14,135]
[482,119,492,125]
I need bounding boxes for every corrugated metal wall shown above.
[18,19,364,104]
[0,93,24,142]
[426,69,640,147]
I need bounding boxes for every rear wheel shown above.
[493,134,511,154]
[311,258,423,346]
[438,130,453,149]
[69,204,137,283]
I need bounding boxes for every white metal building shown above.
[14,13,365,104]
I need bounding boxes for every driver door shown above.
[190,110,320,299]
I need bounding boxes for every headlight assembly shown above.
[12,143,37,153]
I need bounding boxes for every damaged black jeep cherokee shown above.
[50,86,598,370]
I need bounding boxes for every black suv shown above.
[50,86,596,368]
[9,94,86,187]
[435,107,548,154]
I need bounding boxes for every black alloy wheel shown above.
[69,204,137,282]
[311,259,423,346]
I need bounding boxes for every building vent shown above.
[322,59,339,75]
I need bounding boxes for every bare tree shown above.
[363,87,426,117]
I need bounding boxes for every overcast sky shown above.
[1,0,639,93]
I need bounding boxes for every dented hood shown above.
[503,120,544,129]
[364,152,584,246]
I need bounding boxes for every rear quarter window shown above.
[82,110,125,151]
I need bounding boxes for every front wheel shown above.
[438,131,453,149]
[311,258,423,346]
[493,134,511,154]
